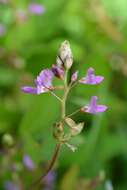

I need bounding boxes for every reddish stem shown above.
[28,143,61,190]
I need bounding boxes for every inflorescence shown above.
[21,41,107,187]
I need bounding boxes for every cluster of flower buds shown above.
[22,40,107,151]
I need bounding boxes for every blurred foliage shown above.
[0,0,127,190]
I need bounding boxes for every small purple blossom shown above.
[0,24,6,37]
[43,171,56,190]
[81,96,107,114]
[79,67,104,85]
[52,64,64,79]
[71,71,78,82]
[21,69,54,94]
[28,3,45,15]
[4,181,19,190]
[23,154,35,170]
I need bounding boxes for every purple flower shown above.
[52,64,64,79]
[79,67,104,85]
[71,71,78,82]
[28,3,45,15]
[23,154,35,170]
[81,96,107,114]
[4,181,19,190]
[21,69,54,94]
[0,24,6,37]
[43,171,56,190]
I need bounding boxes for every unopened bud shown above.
[58,40,73,69]
[56,56,63,67]
[71,71,78,82]
[65,55,73,69]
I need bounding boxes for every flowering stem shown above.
[43,85,62,102]
[61,70,69,119]
[66,108,81,118]
[49,91,62,102]
[71,80,79,89]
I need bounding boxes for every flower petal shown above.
[28,3,45,15]
[95,76,104,84]
[81,96,107,114]
[21,86,37,94]
[36,69,54,88]
[23,154,35,171]
[36,85,48,94]
[96,105,107,112]
[79,67,104,85]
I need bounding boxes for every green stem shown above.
[66,108,81,118]
[61,70,69,119]
[49,91,62,102]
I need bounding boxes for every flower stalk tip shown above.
[58,40,73,69]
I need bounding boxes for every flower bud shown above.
[58,40,73,69]
[71,71,78,82]
[56,56,63,67]
[52,64,64,79]
[65,55,73,69]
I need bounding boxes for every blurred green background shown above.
[0,0,127,189]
